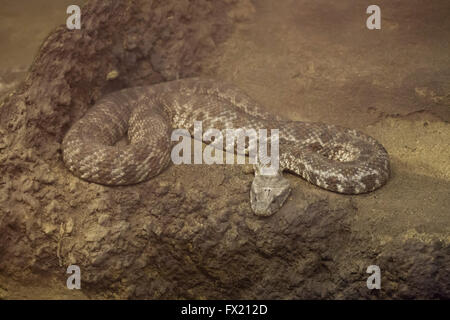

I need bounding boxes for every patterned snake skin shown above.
[62,78,390,194]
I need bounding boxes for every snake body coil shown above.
[62,78,390,193]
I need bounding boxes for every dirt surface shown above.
[0,0,449,299]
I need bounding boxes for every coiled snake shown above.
[62,78,390,214]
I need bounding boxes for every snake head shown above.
[250,171,291,216]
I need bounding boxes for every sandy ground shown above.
[0,0,87,96]
[0,0,449,299]
[0,0,86,70]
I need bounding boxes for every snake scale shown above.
[62,78,390,194]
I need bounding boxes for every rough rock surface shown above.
[0,0,449,299]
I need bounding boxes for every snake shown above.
[62,78,390,198]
